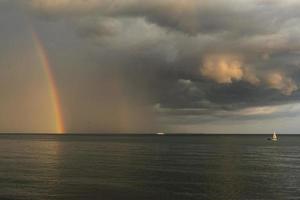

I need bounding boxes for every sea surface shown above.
[0,134,300,200]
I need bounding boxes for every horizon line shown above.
[0,133,298,135]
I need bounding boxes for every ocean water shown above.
[0,134,300,200]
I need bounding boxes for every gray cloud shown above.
[2,0,300,132]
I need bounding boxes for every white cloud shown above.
[178,79,192,85]
[235,106,279,116]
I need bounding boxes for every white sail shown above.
[272,132,277,139]
[272,131,278,141]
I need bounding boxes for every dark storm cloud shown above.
[6,0,300,131]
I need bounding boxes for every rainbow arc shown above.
[31,31,65,134]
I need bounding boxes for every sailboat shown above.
[271,131,278,141]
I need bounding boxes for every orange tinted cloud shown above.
[265,72,297,95]
[201,54,259,84]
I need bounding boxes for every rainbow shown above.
[31,30,65,134]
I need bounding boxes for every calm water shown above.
[0,134,300,200]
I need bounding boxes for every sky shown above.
[1,0,300,133]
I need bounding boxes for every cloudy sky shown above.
[1,0,300,133]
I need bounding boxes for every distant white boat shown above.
[272,131,278,141]
[268,131,278,141]
[156,132,165,135]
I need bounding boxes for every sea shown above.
[0,134,300,200]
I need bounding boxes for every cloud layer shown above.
[2,0,300,132]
